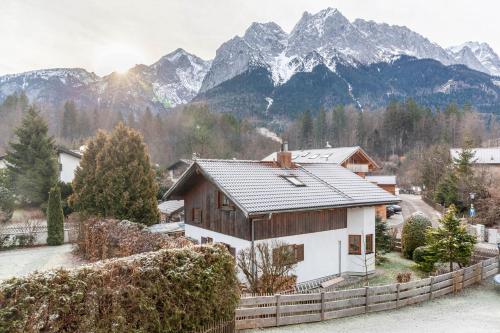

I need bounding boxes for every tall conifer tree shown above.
[6,106,59,206]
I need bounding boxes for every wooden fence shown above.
[235,257,498,330]
[190,320,235,333]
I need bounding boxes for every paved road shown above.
[399,194,441,226]
[0,244,83,281]
[252,282,500,333]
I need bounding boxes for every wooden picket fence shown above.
[190,320,235,333]
[235,257,498,330]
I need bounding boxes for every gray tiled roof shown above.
[169,159,399,216]
[158,200,184,214]
[262,147,362,164]
[365,175,397,185]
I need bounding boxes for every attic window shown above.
[282,175,305,187]
[308,154,320,159]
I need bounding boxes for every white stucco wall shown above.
[185,206,376,283]
[59,152,81,183]
[346,206,376,274]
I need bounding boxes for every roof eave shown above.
[247,198,401,217]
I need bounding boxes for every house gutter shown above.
[247,199,401,217]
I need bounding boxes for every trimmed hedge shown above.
[0,245,239,333]
[75,217,191,261]
[401,214,432,259]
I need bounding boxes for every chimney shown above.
[276,141,292,168]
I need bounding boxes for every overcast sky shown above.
[2,0,498,76]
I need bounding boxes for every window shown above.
[201,236,213,244]
[220,242,236,257]
[348,235,362,255]
[192,208,202,223]
[217,191,234,210]
[273,244,304,265]
[366,234,374,254]
[282,175,305,187]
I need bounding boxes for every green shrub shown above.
[0,245,239,333]
[413,245,436,272]
[46,186,64,245]
[401,214,432,259]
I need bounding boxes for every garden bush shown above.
[413,245,436,273]
[75,217,191,261]
[0,245,239,333]
[401,214,432,259]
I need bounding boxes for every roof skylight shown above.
[282,175,306,187]
[308,154,320,159]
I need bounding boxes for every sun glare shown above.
[94,44,144,75]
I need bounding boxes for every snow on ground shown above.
[0,244,84,281]
[253,282,500,333]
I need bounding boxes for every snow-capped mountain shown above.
[447,42,500,76]
[2,7,500,119]
[0,48,211,114]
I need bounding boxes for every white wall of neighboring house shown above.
[59,152,81,183]
[185,206,376,283]
[0,160,6,169]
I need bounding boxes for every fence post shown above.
[429,277,434,300]
[396,283,400,308]
[276,294,281,327]
[365,286,370,313]
[480,261,484,281]
[320,291,325,321]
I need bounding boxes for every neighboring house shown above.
[167,159,192,182]
[165,149,399,283]
[158,200,184,223]
[0,148,82,183]
[365,175,397,195]
[451,147,500,184]
[262,146,379,176]
[264,146,397,220]
[57,147,82,183]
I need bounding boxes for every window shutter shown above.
[295,244,304,262]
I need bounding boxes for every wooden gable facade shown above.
[181,171,348,241]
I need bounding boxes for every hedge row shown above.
[75,217,191,261]
[0,245,239,333]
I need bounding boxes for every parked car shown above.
[388,204,402,213]
[386,206,395,218]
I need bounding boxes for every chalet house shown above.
[450,147,500,179]
[263,146,397,220]
[166,159,192,183]
[0,147,82,183]
[165,149,399,283]
[262,146,379,177]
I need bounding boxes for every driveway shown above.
[0,244,84,281]
[399,194,441,226]
[250,282,500,333]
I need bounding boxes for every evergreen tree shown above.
[47,185,64,245]
[426,205,476,271]
[314,108,327,147]
[356,111,366,146]
[70,131,108,215]
[61,101,78,140]
[5,107,59,206]
[453,139,476,177]
[71,123,159,225]
[331,105,346,146]
[375,216,392,260]
[301,110,313,148]
[434,170,459,207]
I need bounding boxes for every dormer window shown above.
[282,175,305,187]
